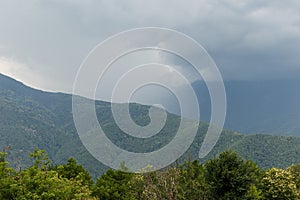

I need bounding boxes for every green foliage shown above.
[244,184,263,200]
[1,148,300,199]
[0,151,16,199]
[92,169,140,200]
[29,148,51,170]
[204,150,262,200]
[0,148,94,200]
[261,168,299,200]
[288,163,300,189]
[177,160,209,199]
[54,157,93,186]
[14,167,93,199]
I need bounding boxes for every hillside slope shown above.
[0,73,300,177]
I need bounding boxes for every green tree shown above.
[0,151,16,199]
[204,150,261,200]
[177,160,209,199]
[55,157,93,187]
[288,163,300,190]
[14,148,94,199]
[14,168,93,199]
[261,168,299,200]
[92,169,139,200]
[29,148,51,170]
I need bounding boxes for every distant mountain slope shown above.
[0,73,300,177]
[190,80,300,136]
[148,79,300,137]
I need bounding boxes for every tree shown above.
[13,148,94,199]
[92,169,140,200]
[29,148,51,171]
[142,167,180,200]
[288,163,300,190]
[55,157,93,187]
[0,151,16,199]
[14,167,94,199]
[204,150,261,200]
[261,168,299,200]
[177,160,209,199]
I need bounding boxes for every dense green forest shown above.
[1,147,299,200]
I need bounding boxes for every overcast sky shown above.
[0,0,300,95]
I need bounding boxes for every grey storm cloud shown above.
[0,0,300,94]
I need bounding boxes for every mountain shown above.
[0,73,300,177]
[166,80,300,136]
[144,79,300,137]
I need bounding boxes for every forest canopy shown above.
[0,148,299,200]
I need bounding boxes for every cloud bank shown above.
[0,0,299,94]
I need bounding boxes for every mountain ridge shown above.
[0,73,300,177]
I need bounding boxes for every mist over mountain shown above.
[224,80,300,136]
[160,79,300,137]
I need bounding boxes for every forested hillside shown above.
[1,73,300,178]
